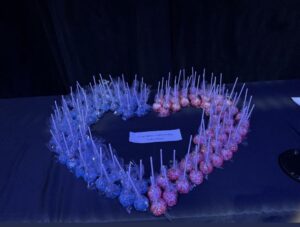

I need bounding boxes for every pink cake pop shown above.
[221,129,234,161]
[179,156,193,172]
[176,135,193,194]
[171,76,181,112]
[158,108,170,117]
[193,112,206,145]
[189,144,204,185]
[147,157,162,202]
[156,149,170,189]
[180,71,190,107]
[211,149,224,168]
[190,143,204,166]
[200,137,214,175]
[167,149,181,181]
[162,79,172,110]
[211,123,224,168]
[171,101,181,112]
[162,187,178,207]
[150,198,167,216]
[153,81,161,105]
[190,72,202,107]
[161,164,178,207]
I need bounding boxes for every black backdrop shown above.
[1,0,299,98]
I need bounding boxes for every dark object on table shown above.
[279,149,300,183]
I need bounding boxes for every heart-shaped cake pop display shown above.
[48,68,254,216]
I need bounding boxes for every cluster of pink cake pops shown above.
[147,71,254,216]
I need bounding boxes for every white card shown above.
[129,129,182,144]
[291,97,300,106]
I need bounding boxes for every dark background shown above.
[1,0,299,98]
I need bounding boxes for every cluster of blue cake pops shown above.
[49,75,151,212]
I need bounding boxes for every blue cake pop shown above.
[101,164,121,199]
[105,183,121,199]
[74,166,85,179]
[107,144,121,182]
[135,159,149,194]
[119,189,135,208]
[127,169,149,212]
[95,177,107,193]
[133,195,149,212]
[113,155,135,208]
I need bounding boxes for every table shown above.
[1,80,300,223]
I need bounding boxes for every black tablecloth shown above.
[1,80,300,223]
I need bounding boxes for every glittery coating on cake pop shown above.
[200,161,214,175]
[119,190,135,207]
[148,185,162,201]
[167,167,181,181]
[150,198,167,216]
[189,170,204,185]
[176,177,190,194]
[162,190,178,207]
[134,195,149,212]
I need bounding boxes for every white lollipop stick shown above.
[247,104,255,120]
[70,87,76,107]
[127,169,140,196]
[150,156,155,185]
[194,143,199,169]
[219,73,223,88]
[183,135,193,177]
[196,73,201,95]
[101,163,110,182]
[229,77,239,100]
[177,70,181,89]
[139,159,143,180]
[156,81,161,100]
[108,144,115,166]
[50,129,63,152]
[51,114,59,134]
[113,155,125,174]
[54,101,61,120]
[234,83,246,106]
[205,137,211,164]
[173,149,177,168]
[160,149,164,171]
[202,68,206,93]
[62,133,71,157]
[161,77,165,98]
[78,141,87,171]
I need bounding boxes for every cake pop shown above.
[167,149,181,181]
[150,198,167,216]
[127,165,149,212]
[189,144,204,185]
[147,157,162,201]
[199,137,214,175]
[176,135,193,194]
[162,190,177,207]
[101,164,121,199]
[190,74,202,108]
[148,156,167,216]
[171,77,181,112]
[156,149,170,189]
[113,156,135,208]
[221,129,234,161]
[211,124,224,168]
[180,75,190,107]
[135,159,148,194]
[190,143,204,166]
